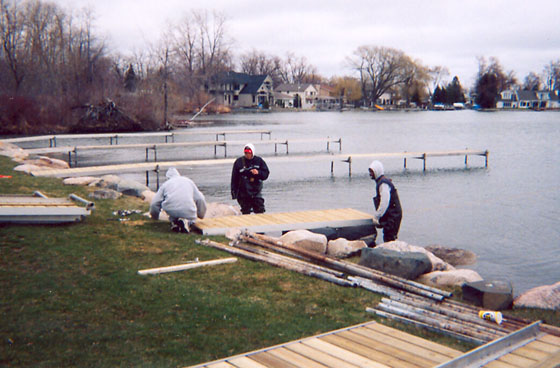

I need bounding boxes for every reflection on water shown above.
[23,110,560,295]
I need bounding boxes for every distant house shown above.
[207,71,273,109]
[497,89,560,110]
[315,84,341,110]
[275,83,318,109]
[497,90,518,109]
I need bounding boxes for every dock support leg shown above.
[73,148,78,167]
[145,148,149,162]
[214,144,217,156]
[465,154,468,166]
[485,150,489,167]
[146,171,149,186]
[331,161,334,175]
[404,158,407,169]
[154,147,157,162]
[338,138,342,151]
[348,156,352,177]
[68,151,72,167]
[423,153,427,172]
[155,165,160,190]
[327,140,330,152]
[274,143,277,154]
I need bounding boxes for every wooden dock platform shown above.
[2,129,272,147]
[29,149,489,179]
[187,320,463,368]
[0,194,92,223]
[194,208,376,235]
[187,320,560,368]
[22,137,342,165]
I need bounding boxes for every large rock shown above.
[89,189,122,200]
[377,240,454,272]
[309,224,376,241]
[13,163,43,173]
[416,269,483,288]
[0,141,28,161]
[425,245,477,266]
[514,281,560,311]
[359,247,432,280]
[462,279,514,310]
[93,175,148,197]
[63,176,100,186]
[204,202,241,218]
[141,190,156,204]
[280,230,327,254]
[22,156,69,169]
[327,238,366,258]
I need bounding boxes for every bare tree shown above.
[523,72,541,91]
[0,0,27,92]
[543,60,560,91]
[347,45,412,106]
[428,65,450,96]
[280,52,318,84]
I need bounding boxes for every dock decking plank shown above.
[301,339,390,368]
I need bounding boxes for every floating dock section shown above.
[0,194,93,223]
[194,208,375,235]
[188,320,560,368]
[187,320,463,368]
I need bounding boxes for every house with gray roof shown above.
[497,89,559,109]
[208,71,273,109]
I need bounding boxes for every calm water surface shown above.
[30,110,560,295]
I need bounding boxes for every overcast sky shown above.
[51,0,560,89]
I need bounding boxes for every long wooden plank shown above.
[338,330,435,368]
[495,352,538,367]
[538,334,560,346]
[285,342,360,368]
[320,333,422,368]
[302,339,390,368]
[248,351,299,368]
[266,347,329,368]
[528,349,560,368]
[525,339,560,353]
[365,322,462,358]
[226,356,268,368]
[353,326,452,363]
[510,345,549,361]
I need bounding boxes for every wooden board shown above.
[193,208,376,235]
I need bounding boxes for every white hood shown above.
[166,167,180,179]
[244,143,256,155]
[369,160,384,179]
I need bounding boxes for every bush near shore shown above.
[1,155,558,367]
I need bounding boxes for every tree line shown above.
[1,0,559,135]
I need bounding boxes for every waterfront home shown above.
[275,83,318,109]
[497,89,560,109]
[207,71,274,109]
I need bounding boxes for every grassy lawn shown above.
[0,155,558,367]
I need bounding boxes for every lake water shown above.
[24,110,560,296]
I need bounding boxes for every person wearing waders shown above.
[368,160,402,245]
[231,143,270,214]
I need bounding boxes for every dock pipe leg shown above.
[404,158,407,169]
[146,171,149,186]
[423,153,427,172]
[155,165,160,190]
[331,161,334,175]
[73,148,78,167]
[485,150,489,167]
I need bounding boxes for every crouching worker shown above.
[231,143,270,214]
[368,160,402,244]
[150,167,207,233]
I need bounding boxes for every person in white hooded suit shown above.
[150,167,207,233]
[368,160,402,243]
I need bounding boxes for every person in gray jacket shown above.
[150,167,207,233]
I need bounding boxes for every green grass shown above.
[0,155,558,367]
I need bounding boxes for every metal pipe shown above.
[69,193,95,210]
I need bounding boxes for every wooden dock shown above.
[2,129,272,147]
[28,149,489,180]
[0,194,92,223]
[194,208,375,235]
[22,137,342,166]
[187,320,560,368]
[187,320,463,368]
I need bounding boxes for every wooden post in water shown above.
[422,153,427,171]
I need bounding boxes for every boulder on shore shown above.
[514,281,560,311]
[63,176,100,186]
[425,245,477,266]
[327,238,366,258]
[204,202,241,218]
[377,240,454,272]
[359,247,432,280]
[462,279,514,310]
[416,269,483,288]
[280,230,327,254]
[0,141,29,161]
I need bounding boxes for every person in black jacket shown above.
[231,143,270,214]
[368,160,402,243]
